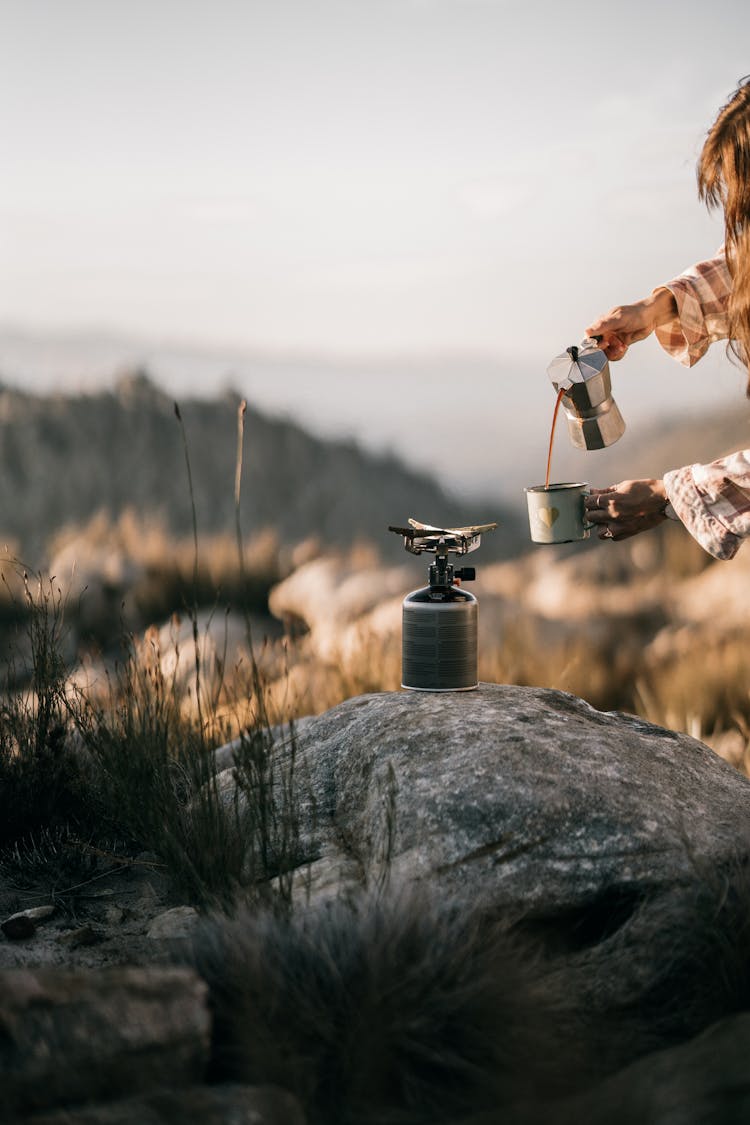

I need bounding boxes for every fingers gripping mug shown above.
[525,482,592,544]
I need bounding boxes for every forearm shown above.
[644,286,679,329]
[586,289,678,360]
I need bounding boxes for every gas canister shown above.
[389,519,496,692]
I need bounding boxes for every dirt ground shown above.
[0,847,190,970]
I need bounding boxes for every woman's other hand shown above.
[586,288,677,361]
[583,479,669,541]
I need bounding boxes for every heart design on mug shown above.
[539,506,560,528]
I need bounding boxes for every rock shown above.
[2,906,55,941]
[103,905,127,926]
[1,915,37,941]
[135,850,160,864]
[479,549,663,625]
[272,840,364,905]
[46,535,145,641]
[14,905,55,922]
[0,966,209,1116]
[151,610,253,694]
[146,906,200,942]
[453,1011,750,1125]
[213,716,318,773]
[281,685,750,909]
[540,1009,750,1125]
[268,554,413,661]
[23,1082,307,1124]
[57,925,105,948]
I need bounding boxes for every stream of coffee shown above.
[545,386,567,489]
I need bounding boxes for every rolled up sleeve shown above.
[654,252,732,367]
[664,450,750,559]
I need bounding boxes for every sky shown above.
[2,0,750,500]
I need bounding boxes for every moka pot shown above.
[547,337,626,450]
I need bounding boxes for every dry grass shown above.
[478,619,631,711]
[0,575,307,912]
[44,507,284,647]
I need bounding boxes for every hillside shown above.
[0,371,524,566]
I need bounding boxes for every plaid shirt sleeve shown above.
[651,249,750,559]
[653,250,732,366]
[664,453,750,560]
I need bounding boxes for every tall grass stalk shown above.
[174,400,206,742]
[230,396,307,908]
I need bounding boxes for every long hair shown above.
[698,76,750,391]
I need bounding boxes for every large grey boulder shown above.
[276,684,750,911]
[215,685,750,1058]
[539,1010,750,1125]
[194,688,750,1122]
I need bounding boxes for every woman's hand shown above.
[583,479,670,541]
[586,288,677,361]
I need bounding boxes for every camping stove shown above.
[388,518,497,692]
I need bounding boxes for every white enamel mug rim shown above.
[524,481,589,494]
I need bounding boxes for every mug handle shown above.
[582,489,594,532]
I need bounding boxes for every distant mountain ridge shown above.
[0,371,524,566]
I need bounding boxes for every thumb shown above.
[585,330,628,361]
